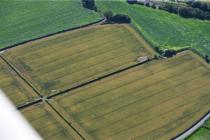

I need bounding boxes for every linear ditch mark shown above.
[47,57,156,99]
[0,19,104,52]
[0,55,42,98]
[46,101,86,140]
[17,98,42,110]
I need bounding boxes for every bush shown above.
[162,4,178,14]
[110,14,131,23]
[103,11,113,21]
[163,49,177,57]
[82,0,97,11]
[178,6,210,20]
[205,55,210,63]
[188,1,210,12]
[127,0,137,4]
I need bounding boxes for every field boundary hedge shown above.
[0,18,104,52]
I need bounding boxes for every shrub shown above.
[82,0,97,11]
[103,11,113,21]
[163,49,177,57]
[205,55,210,63]
[110,14,131,23]
[127,0,137,4]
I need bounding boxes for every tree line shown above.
[127,0,210,20]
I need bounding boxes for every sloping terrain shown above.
[2,24,155,96]
[96,0,210,56]
[0,1,101,49]
[50,51,210,140]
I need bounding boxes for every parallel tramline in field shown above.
[50,51,210,140]
[21,103,83,140]
[0,57,38,106]
[2,24,155,96]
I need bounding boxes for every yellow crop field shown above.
[21,102,83,140]
[50,51,210,140]
[2,24,156,96]
[0,57,38,106]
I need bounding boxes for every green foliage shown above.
[96,0,210,56]
[0,1,101,49]
[103,10,113,20]
[187,128,210,140]
[82,0,97,11]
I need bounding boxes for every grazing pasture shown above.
[187,128,210,140]
[187,118,210,140]
[51,51,210,140]
[96,0,210,56]
[21,103,83,140]
[0,57,38,106]
[2,24,155,96]
[0,1,101,49]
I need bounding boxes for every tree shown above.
[82,0,97,11]
[110,14,131,23]
[205,55,210,63]
[188,1,210,12]
[103,11,113,21]
[163,49,176,57]
[127,0,137,4]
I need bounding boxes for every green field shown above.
[204,119,210,128]
[51,51,210,140]
[0,57,38,106]
[21,102,83,140]
[96,0,210,56]
[0,1,101,49]
[187,128,210,140]
[187,118,210,140]
[2,24,155,96]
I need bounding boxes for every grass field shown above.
[204,119,210,128]
[0,1,101,49]
[96,0,210,56]
[0,57,38,106]
[187,128,210,140]
[21,102,83,140]
[187,118,210,140]
[50,51,210,140]
[2,24,155,96]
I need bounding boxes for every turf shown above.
[0,0,101,49]
[2,24,155,96]
[96,0,210,56]
[0,57,38,106]
[21,103,83,140]
[187,128,210,140]
[204,119,210,128]
[50,51,210,140]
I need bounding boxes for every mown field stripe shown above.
[46,101,90,140]
[0,55,42,97]
[106,95,210,140]
[47,57,154,99]
[62,55,195,109]
[79,72,210,126]
[80,67,209,132]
